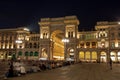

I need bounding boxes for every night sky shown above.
[0,0,120,32]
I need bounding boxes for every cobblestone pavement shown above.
[7,63,120,80]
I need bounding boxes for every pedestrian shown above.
[6,61,14,77]
[109,58,112,70]
[20,65,26,75]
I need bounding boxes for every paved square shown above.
[8,63,120,80]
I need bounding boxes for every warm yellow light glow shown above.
[110,52,116,61]
[79,52,84,59]
[100,52,107,62]
[53,56,64,59]
[62,39,69,42]
[118,52,120,56]
[92,52,97,59]
[0,56,4,59]
[118,22,120,24]
[24,28,29,31]
[115,42,118,47]
[26,37,29,41]
[70,49,74,52]
[54,42,64,48]
[86,52,90,59]
[3,46,5,49]
[100,56,106,62]
[111,57,115,61]
[7,45,9,49]
[16,40,23,43]
[101,43,105,46]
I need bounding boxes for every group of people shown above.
[4,60,75,78]
[5,60,26,78]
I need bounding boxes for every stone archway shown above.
[50,30,64,60]
[85,51,90,62]
[91,51,97,62]
[100,51,107,62]
[39,16,79,60]
[79,51,85,61]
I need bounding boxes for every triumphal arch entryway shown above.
[38,16,79,61]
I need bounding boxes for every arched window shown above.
[92,51,97,60]
[30,51,33,56]
[43,32,48,39]
[110,52,116,61]
[29,43,32,48]
[85,52,90,60]
[34,52,39,56]
[79,51,84,60]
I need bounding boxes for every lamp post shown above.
[62,38,69,60]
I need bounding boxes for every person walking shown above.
[109,58,112,70]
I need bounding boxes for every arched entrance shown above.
[66,48,75,61]
[100,51,107,62]
[110,51,116,62]
[39,16,79,61]
[69,48,75,58]
[91,51,97,62]
[85,51,90,62]
[51,30,64,60]
[79,51,85,61]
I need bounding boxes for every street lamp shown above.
[62,38,69,60]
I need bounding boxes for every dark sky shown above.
[0,0,120,32]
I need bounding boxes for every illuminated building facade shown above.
[23,33,40,60]
[78,21,120,63]
[39,16,79,61]
[0,16,120,63]
[0,27,30,60]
